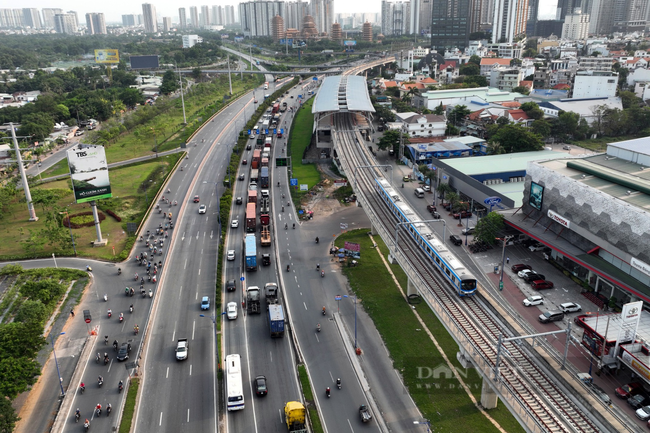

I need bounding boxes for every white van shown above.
[414,188,425,198]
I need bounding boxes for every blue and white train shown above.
[374,178,478,296]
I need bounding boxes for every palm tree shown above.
[437,183,453,208]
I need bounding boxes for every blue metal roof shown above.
[312,75,375,114]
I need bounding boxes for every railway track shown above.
[331,111,604,433]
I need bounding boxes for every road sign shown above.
[290,178,298,186]
[335,295,341,301]
[280,128,284,134]
[248,129,252,134]
[499,281,503,291]
[273,129,277,134]
[83,310,91,323]
[240,277,245,281]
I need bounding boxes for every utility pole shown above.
[177,65,187,124]
[227,54,233,95]
[8,123,38,221]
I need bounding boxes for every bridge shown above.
[323,61,630,433]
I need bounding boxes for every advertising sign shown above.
[234,36,244,42]
[529,182,544,211]
[129,55,160,69]
[67,144,112,204]
[343,40,357,46]
[94,49,119,63]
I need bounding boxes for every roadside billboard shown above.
[343,40,357,46]
[94,49,119,63]
[67,144,112,203]
[129,55,160,69]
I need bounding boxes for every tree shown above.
[512,85,530,95]
[474,212,505,246]
[433,103,445,115]
[489,124,543,152]
[459,63,480,76]
[531,119,551,138]
[468,55,481,65]
[520,102,544,120]
[510,58,522,67]
[17,113,54,141]
[619,90,640,109]
[446,124,460,135]
[14,300,48,325]
[377,129,401,152]
[159,70,179,95]
[436,183,453,204]
[463,75,488,87]
[0,395,20,433]
[374,104,396,122]
[449,105,471,126]
[191,67,202,81]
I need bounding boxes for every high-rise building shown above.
[431,0,471,51]
[526,0,539,35]
[286,1,308,31]
[584,0,615,34]
[0,9,24,28]
[362,21,373,41]
[492,0,529,43]
[211,6,221,25]
[190,6,199,28]
[410,0,420,35]
[561,8,589,39]
[163,16,172,31]
[481,0,494,27]
[311,0,334,35]
[272,14,285,41]
[122,14,138,27]
[225,5,236,24]
[419,0,433,33]
[67,11,79,29]
[201,5,210,27]
[142,3,158,33]
[556,0,577,20]
[42,8,63,29]
[381,1,411,36]
[54,13,77,34]
[179,8,187,28]
[239,1,286,37]
[22,8,42,29]
[470,0,483,33]
[86,13,106,34]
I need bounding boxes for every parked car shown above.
[225,279,236,292]
[422,185,431,192]
[227,302,238,320]
[628,393,650,409]
[511,264,532,273]
[426,205,437,213]
[518,269,534,278]
[538,310,565,323]
[636,405,650,420]
[254,375,268,396]
[523,273,546,283]
[531,280,554,290]
[227,250,235,261]
[560,302,582,313]
[453,211,472,219]
[198,204,207,214]
[528,244,547,252]
[461,227,475,235]
[523,295,544,306]
[201,296,210,310]
[615,382,643,399]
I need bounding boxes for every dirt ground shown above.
[299,165,347,220]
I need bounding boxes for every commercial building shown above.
[381,0,411,36]
[412,87,524,111]
[537,97,622,125]
[430,0,471,51]
[572,70,618,99]
[492,0,529,43]
[142,3,158,33]
[54,13,77,34]
[201,5,210,27]
[562,8,590,40]
[240,1,286,37]
[182,35,203,48]
[85,13,106,35]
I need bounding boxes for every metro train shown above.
[374,178,478,296]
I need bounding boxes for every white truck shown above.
[176,338,188,361]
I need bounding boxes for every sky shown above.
[23,0,558,25]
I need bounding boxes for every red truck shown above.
[251,149,261,169]
[246,203,257,232]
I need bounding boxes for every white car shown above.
[422,185,431,192]
[227,302,238,320]
[529,244,547,252]
[518,269,535,278]
[198,204,207,214]
[560,302,582,313]
[636,405,650,420]
[227,250,235,261]
[523,295,544,307]
[231,219,239,228]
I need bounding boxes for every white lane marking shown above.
[159,412,163,426]
[166,367,169,378]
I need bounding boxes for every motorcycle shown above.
[79,384,85,394]
[336,379,342,390]
[95,407,101,417]
[142,289,146,298]
[107,310,112,318]
[317,324,321,332]
[129,305,133,313]
[98,377,104,388]
[103,294,108,302]
[134,274,139,281]
[149,289,153,298]
[325,387,331,398]
[103,354,109,365]
[118,381,124,393]
[315,237,319,244]
[84,420,90,431]
[75,412,80,423]
[286,265,290,272]
[322,308,326,316]
[134,326,139,335]
[86,266,92,272]
[95,353,100,364]
[113,341,118,351]
[104,336,108,345]
[107,405,112,416]
[117,268,121,275]
[119,314,124,323]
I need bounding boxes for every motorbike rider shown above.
[107,403,112,415]
[129,304,134,313]
[315,237,319,243]
[118,267,121,275]
[326,387,331,397]
[119,380,124,390]
[317,323,321,332]
[322,306,326,314]
[316,263,320,270]
[119,312,124,322]
[79,382,85,392]
[113,340,118,350]
[293,223,295,229]
[337,378,341,388]
[98,376,103,384]
[284,223,288,229]
[107,308,112,317]
[104,335,108,344]
[95,403,102,415]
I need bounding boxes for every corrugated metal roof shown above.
[312,75,375,114]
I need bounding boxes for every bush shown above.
[63,211,106,229]
[105,209,122,222]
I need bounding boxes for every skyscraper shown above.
[310,0,334,35]
[42,8,63,29]
[67,11,79,29]
[190,6,199,28]
[85,13,106,34]
[492,0,529,43]
[419,0,433,33]
[163,17,172,31]
[0,9,23,28]
[561,8,589,39]
[225,5,236,24]
[381,1,411,36]
[556,0,577,20]
[201,5,210,27]
[22,8,42,29]
[122,14,137,27]
[179,8,187,28]
[54,13,77,34]
[142,3,158,33]
[584,0,615,34]
[239,1,286,37]
[431,0,471,51]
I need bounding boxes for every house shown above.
[625,57,648,70]
[399,82,426,98]
[397,113,447,137]
[489,68,525,92]
[463,108,500,138]
[378,80,398,91]
[480,58,512,76]
[518,81,534,92]
[416,76,438,87]
[537,97,622,125]
[505,109,532,126]
[438,60,459,84]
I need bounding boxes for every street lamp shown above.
[51,332,66,397]
[59,211,77,256]
[413,419,431,432]
[343,294,358,348]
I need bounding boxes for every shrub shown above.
[105,209,122,222]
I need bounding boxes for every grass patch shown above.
[287,98,320,205]
[119,378,139,433]
[298,364,323,433]
[569,134,634,152]
[336,229,525,433]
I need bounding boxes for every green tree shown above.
[446,124,460,135]
[0,395,20,433]
[531,119,551,138]
[553,110,580,138]
[510,58,522,66]
[433,102,445,115]
[463,75,488,87]
[489,124,543,152]
[160,70,179,95]
[619,90,640,109]
[475,212,505,246]
[445,192,460,214]
[520,102,544,120]
[449,105,471,125]
[21,229,47,258]
[30,189,59,213]
[377,129,402,153]
[20,280,64,306]
[436,183,453,205]
[468,55,481,65]
[17,112,54,141]
[14,300,48,325]
[512,85,530,95]
[459,63,480,76]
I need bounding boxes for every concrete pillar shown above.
[480,378,498,409]
[407,277,418,297]
[369,223,377,235]
[456,348,473,369]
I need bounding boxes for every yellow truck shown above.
[261,226,271,246]
[284,402,307,433]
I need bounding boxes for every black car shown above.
[524,273,546,283]
[262,254,271,266]
[254,375,268,396]
[629,393,650,409]
[449,235,462,246]
[246,144,252,150]
[225,280,236,292]
[117,342,131,362]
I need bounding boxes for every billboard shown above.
[234,36,244,42]
[129,55,160,69]
[94,49,119,63]
[528,181,543,211]
[343,40,357,46]
[67,144,112,204]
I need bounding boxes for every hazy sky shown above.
[23,0,558,24]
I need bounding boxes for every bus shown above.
[225,354,245,411]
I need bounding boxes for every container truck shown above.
[247,286,261,314]
[284,402,307,433]
[268,304,285,337]
[261,227,271,246]
[260,166,269,188]
[246,203,257,232]
[250,169,259,182]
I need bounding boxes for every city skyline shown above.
[13,0,558,24]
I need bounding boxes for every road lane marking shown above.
[159,412,163,426]
[196,231,199,239]
[172,330,175,342]
[184,259,187,269]
[166,367,169,378]
[187,409,190,422]
[179,286,183,299]
[192,320,196,340]
[190,365,192,376]
[303,302,308,310]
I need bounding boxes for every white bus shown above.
[225,354,245,411]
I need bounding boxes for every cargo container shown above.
[246,203,256,232]
[245,234,257,271]
[247,190,257,203]
[261,157,269,167]
[252,149,261,169]
[260,166,269,188]
[268,305,285,337]
[250,169,259,182]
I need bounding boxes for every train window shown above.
[445,268,451,277]
[435,257,441,266]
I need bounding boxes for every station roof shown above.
[312,75,375,114]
